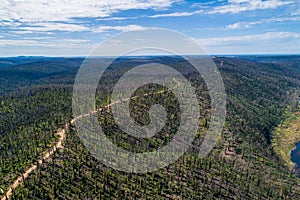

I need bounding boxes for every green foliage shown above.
[0,88,72,193]
[272,105,300,170]
[1,56,300,199]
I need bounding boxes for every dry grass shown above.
[272,106,300,170]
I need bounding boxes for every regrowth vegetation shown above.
[1,56,300,199]
[272,105,300,170]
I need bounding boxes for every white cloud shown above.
[0,38,90,47]
[150,10,202,18]
[149,0,294,19]
[19,23,90,32]
[0,0,180,23]
[225,16,300,29]
[22,36,54,40]
[96,17,130,21]
[0,1,175,34]
[0,20,21,27]
[225,21,260,30]
[197,32,300,46]
[1,31,299,55]
[7,23,149,34]
[0,40,38,47]
[9,30,35,35]
[9,30,56,35]
[289,3,300,16]
[208,0,293,14]
[194,31,300,54]
[93,25,149,32]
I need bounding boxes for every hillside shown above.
[1,56,300,199]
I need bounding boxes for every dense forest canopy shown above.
[1,56,300,199]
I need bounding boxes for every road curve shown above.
[1,88,172,200]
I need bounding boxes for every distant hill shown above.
[1,56,300,199]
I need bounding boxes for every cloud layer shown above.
[208,0,293,14]
[0,0,299,55]
[0,0,180,22]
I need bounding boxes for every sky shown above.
[0,0,300,56]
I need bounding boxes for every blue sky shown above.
[0,0,300,56]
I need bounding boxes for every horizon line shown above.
[1,53,300,58]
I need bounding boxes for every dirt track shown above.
[1,127,67,200]
[1,88,172,200]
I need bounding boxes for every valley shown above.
[0,56,300,199]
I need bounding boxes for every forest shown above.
[0,56,300,199]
